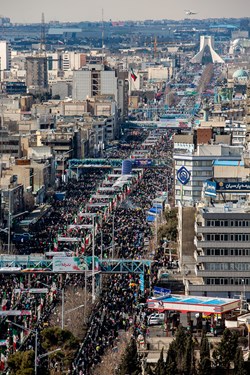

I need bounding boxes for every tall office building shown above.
[117,71,129,120]
[73,64,117,101]
[190,203,250,299]
[25,56,48,92]
[0,41,11,73]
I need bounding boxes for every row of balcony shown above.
[195,224,250,234]
[194,237,250,249]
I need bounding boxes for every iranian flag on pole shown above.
[130,68,137,81]
[53,238,58,251]
[0,353,5,371]
[13,330,18,351]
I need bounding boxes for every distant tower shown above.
[40,12,46,54]
[191,36,224,64]
[25,13,48,94]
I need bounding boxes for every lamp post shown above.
[61,289,85,329]
[78,213,97,303]
[92,215,95,302]
[112,214,115,259]
[7,320,38,375]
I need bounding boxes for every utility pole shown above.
[92,215,95,303]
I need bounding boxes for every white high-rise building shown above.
[0,41,11,73]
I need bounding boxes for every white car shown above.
[147,313,165,326]
[148,316,161,326]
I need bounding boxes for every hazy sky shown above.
[1,0,249,23]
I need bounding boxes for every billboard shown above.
[216,181,250,192]
[53,257,86,272]
[204,180,217,197]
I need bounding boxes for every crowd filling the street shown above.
[0,130,175,374]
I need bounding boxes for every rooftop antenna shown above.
[101,8,104,65]
[40,12,46,56]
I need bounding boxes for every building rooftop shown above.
[199,202,250,215]
[147,294,240,313]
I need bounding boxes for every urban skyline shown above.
[1,0,249,23]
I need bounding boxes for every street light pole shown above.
[35,329,38,375]
[92,215,95,303]
[61,288,64,330]
[112,214,115,259]
[7,190,11,254]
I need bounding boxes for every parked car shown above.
[147,313,165,325]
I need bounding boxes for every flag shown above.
[0,353,5,371]
[13,330,18,351]
[58,40,64,45]
[53,238,58,251]
[1,292,7,311]
[130,68,137,81]
[81,239,85,253]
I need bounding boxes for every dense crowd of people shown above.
[0,129,174,374]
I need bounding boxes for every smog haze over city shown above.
[1,0,249,22]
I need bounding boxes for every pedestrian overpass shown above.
[68,158,171,172]
[0,255,152,274]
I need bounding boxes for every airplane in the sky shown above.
[185,10,198,15]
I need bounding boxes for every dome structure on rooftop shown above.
[233,68,249,79]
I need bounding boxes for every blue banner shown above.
[153,286,171,296]
[132,159,153,167]
[55,192,66,201]
[139,274,145,294]
[204,180,217,197]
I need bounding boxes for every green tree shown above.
[198,332,211,375]
[119,337,141,375]
[234,347,247,375]
[198,357,211,375]
[175,326,187,373]
[155,348,165,375]
[183,334,195,375]
[8,350,35,375]
[41,327,78,372]
[145,364,154,375]
[212,329,238,374]
[165,341,178,375]
[200,331,210,359]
